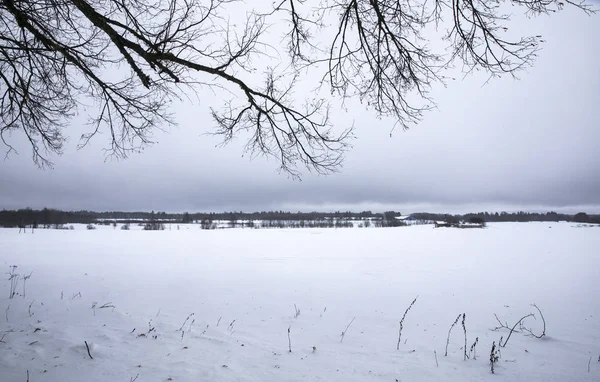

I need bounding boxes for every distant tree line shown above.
[0,208,598,228]
[0,209,402,227]
[411,211,600,224]
[0,208,98,228]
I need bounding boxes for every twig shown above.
[493,313,518,332]
[434,350,439,367]
[397,295,418,350]
[589,356,592,373]
[130,374,139,382]
[84,341,93,359]
[27,370,29,382]
[287,326,292,353]
[0,333,6,343]
[501,314,534,347]
[5,304,9,322]
[99,302,115,309]
[156,308,161,317]
[445,314,462,356]
[340,317,355,343]
[522,304,546,339]
[216,317,222,326]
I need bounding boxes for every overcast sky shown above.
[1,5,599,214]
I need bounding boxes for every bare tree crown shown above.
[0,0,594,176]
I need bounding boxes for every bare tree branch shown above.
[0,0,594,176]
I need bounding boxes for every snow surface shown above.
[1,222,599,381]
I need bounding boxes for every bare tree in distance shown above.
[0,0,594,177]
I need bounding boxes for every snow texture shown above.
[1,222,599,381]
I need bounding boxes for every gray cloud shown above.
[1,7,599,214]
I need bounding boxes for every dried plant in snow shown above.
[397,295,418,350]
[84,341,93,359]
[521,304,546,339]
[294,304,301,318]
[228,319,236,332]
[469,337,479,360]
[22,272,33,299]
[28,300,34,317]
[7,266,20,299]
[445,314,462,356]
[178,313,194,331]
[461,313,467,360]
[340,317,356,343]
[493,312,534,347]
[200,325,209,336]
[490,341,499,374]
[146,319,156,337]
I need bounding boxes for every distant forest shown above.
[412,211,599,224]
[0,209,400,227]
[0,208,598,228]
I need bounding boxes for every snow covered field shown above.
[1,222,599,381]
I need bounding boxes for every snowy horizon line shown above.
[2,206,598,216]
